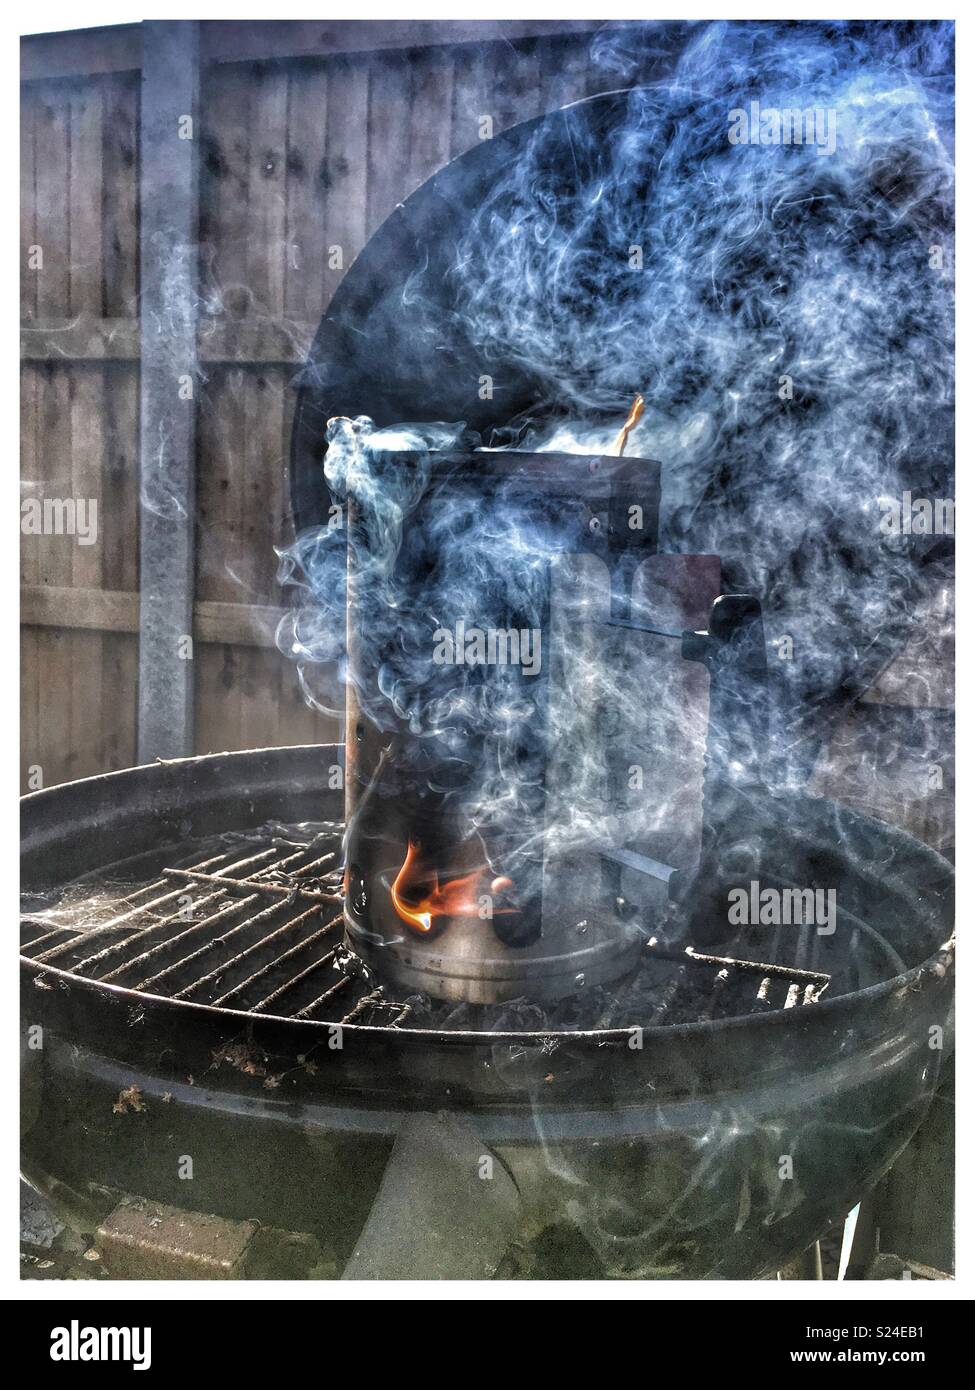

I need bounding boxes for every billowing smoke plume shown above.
[278,19,954,866]
[449,19,954,774]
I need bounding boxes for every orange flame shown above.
[391,842,514,936]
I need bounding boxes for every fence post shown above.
[137,19,200,761]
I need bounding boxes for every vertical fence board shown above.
[35,366,74,591]
[201,62,251,316]
[242,371,288,603]
[284,64,328,322]
[196,366,245,604]
[101,364,140,592]
[101,632,139,769]
[67,363,106,773]
[70,365,104,589]
[66,629,105,778]
[323,56,369,302]
[69,78,104,316]
[102,71,140,318]
[246,63,289,319]
[35,628,72,790]
[33,82,71,317]
[238,647,278,749]
[20,375,77,787]
[194,643,244,754]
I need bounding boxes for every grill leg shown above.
[342,1113,520,1280]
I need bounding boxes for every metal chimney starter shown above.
[342,449,661,1004]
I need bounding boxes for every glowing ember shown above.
[391,842,511,935]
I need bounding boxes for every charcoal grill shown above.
[22,81,954,1280]
[21,744,954,1279]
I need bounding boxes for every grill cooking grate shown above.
[21,840,409,1028]
[20,834,830,1031]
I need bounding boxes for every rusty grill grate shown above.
[21,840,414,1029]
[20,837,830,1031]
[642,940,830,1021]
